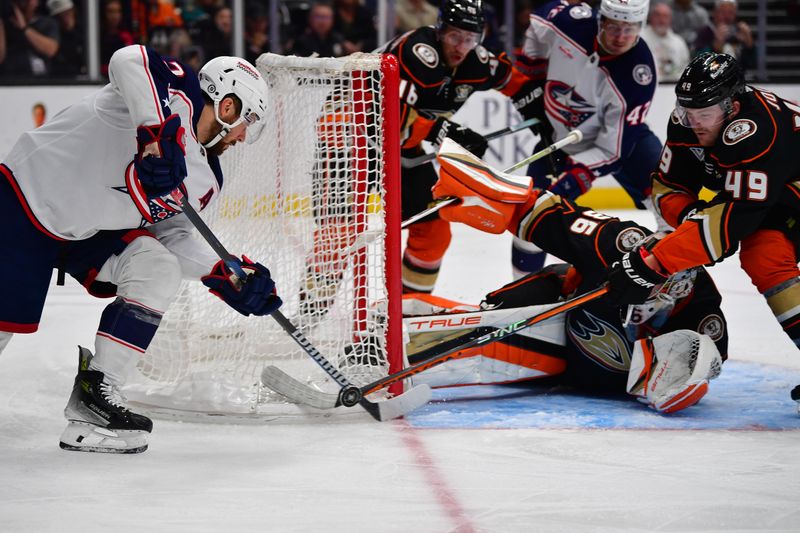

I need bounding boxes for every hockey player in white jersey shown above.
[0,46,282,453]
[512,0,663,276]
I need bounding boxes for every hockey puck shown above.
[791,385,800,402]
[340,385,363,407]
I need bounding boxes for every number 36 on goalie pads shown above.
[402,294,723,414]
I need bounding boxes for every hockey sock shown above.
[764,277,800,347]
[92,297,163,385]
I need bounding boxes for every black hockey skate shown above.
[59,346,152,454]
[792,385,800,413]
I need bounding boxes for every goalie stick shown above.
[172,190,432,421]
[261,284,608,409]
[401,129,584,229]
[400,117,542,168]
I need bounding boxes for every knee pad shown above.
[96,236,181,312]
[740,230,800,294]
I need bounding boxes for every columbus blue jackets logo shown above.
[568,311,631,372]
[545,80,595,128]
[633,64,653,86]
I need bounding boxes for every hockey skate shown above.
[59,346,152,454]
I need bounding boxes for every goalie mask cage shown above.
[125,53,402,419]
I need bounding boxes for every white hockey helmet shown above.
[599,0,649,24]
[198,56,269,148]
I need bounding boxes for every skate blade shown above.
[59,422,149,454]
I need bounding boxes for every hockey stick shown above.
[262,284,608,409]
[400,128,584,229]
[400,117,541,169]
[172,190,431,421]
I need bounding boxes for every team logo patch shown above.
[412,43,439,68]
[454,85,474,102]
[633,64,653,86]
[545,80,595,128]
[723,119,757,145]
[615,227,647,252]
[699,314,725,341]
[568,312,631,372]
[475,45,489,63]
[569,5,593,19]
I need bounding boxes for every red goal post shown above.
[125,53,403,419]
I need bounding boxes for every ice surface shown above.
[1,210,798,533]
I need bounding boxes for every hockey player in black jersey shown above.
[401,139,726,414]
[378,0,544,294]
[603,53,800,412]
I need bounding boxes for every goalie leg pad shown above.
[627,330,722,414]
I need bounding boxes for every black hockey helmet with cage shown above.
[438,0,485,35]
[675,52,745,110]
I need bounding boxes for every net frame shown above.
[124,53,402,420]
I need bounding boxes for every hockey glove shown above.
[627,330,722,413]
[201,256,283,317]
[678,199,708,224]
[433,138,531,234]
[426,117,488,158]
[544,159,594,201]
[512,81,545,128]
[607,246,669,305]
[134,114,188,198]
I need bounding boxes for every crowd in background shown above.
[0,0,785,82]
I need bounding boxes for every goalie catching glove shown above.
[426,117,488,158]
[201,256,283,317]
[627,330,722,413]
[134,113,187,198]
[433,138,532,234]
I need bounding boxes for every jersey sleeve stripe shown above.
[138,45,165,123]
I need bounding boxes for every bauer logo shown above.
[412,43,439,68]
[633,65,653,86]
[723,119,757,145]
[236,61,260,80]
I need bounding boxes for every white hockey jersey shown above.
[2,45,220,278]
[522,1,657,176]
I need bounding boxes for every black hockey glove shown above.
[134,113,188,199]
[606,247,669,306]
[201,256,283,317]
[426,117,488,158]
[678,200,709,224]
[512,81,545,126]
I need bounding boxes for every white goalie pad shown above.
[627,330,722,413]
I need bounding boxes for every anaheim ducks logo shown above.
[412,43,439,68]
[723,119,757,145]
[568,311,631,372]
[698,314,725,341]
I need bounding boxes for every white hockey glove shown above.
[627,330,722,414]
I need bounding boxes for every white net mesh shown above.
[125,53,399,419]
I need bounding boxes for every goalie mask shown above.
[199,56,269,148]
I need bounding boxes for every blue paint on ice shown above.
[405,361,800,430]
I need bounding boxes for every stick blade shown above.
[261,365,340,409]
[371,384,432,421]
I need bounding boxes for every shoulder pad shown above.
[712,93,777,167]
[396,27,446,85]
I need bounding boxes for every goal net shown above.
[125,53,402,419]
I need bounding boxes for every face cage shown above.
[674,97,734,129]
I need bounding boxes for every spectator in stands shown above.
[513,0,533,50]
[332,0,375,54]
[641,1,690,82]
[0,0,60,77]
[481,2,503,54]
[100,0,133,76]
[695,0,754,68]
[49,0,85,77]
[290,1,345,57]
[669,0,709,53]
[192,5,232,60]
[395,0,438,34]
[31,102,46,127]
[244,2,269,65]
